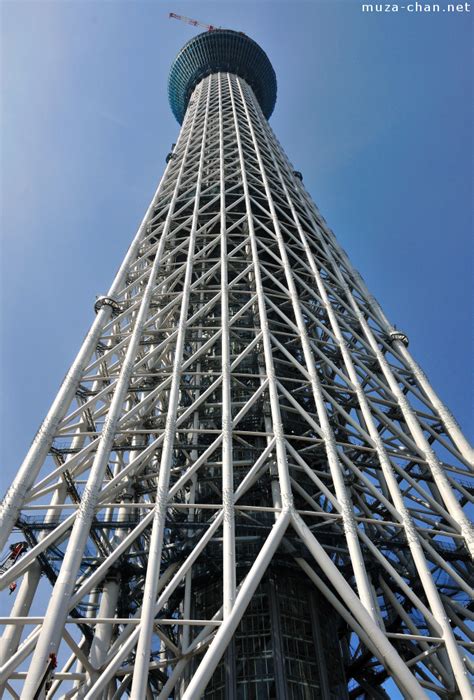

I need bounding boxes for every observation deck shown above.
[168,29,277,124]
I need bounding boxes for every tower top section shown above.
[168,30,277,124]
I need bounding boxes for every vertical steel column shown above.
[2,28,472,700]
[291,512,429,699]
[130,78,211,698]
[227,73,293,511]
[0,153,179,551]
[267,578,289,699]
[0,561,41,667]
[181,511,291,700]
[20,84,204,700]
[253,101,472,697]
[0,479,66,668]
[312,210,473,465]
[311,219,473,556]
[236,77,379,625]
[219,73,236,619]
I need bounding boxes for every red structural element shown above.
[169,12,217,32]
[0,541,27,575]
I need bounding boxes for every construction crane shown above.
[169,13,218,32]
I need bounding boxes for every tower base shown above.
[183,569,348,700]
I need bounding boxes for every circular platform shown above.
[168,30,277,124]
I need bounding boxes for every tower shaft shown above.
[1,31,473,700]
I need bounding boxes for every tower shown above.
[1,26,473,699]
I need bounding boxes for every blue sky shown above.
[1,0,472,488]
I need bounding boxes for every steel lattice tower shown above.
[1,29,473,700]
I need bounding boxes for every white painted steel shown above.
[130,79,212,698]
[1,61,472,700]
[237,77,379,625]
[218,73,237,620]
[251,102,473,697]
[181,511,291,699]
[291,512,429,699]
[0,144,180,552]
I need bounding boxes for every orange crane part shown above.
[169,13,218,32]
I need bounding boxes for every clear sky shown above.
[0,2,472,696]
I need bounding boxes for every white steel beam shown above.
[2,50,472,700]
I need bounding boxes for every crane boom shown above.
[169,13,217,32]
